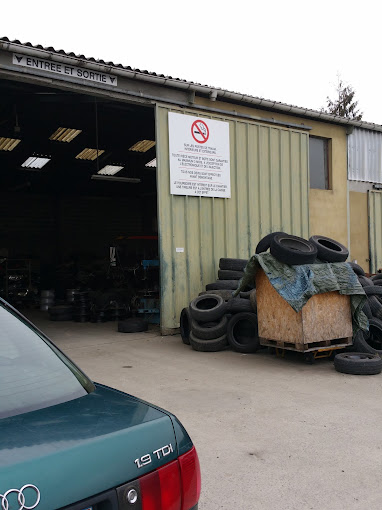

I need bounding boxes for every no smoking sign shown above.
[191,119,209,144]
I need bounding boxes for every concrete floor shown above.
[28,311,382,510]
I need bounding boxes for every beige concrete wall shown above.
[195,98,349,247]
[349,191,369,272]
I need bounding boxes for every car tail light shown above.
[140,460,181,510]
[136,446,201,510]
[178,447,201,510]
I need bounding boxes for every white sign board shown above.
[13,54,118,87]
[169,112,230,198]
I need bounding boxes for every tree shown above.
[325,77,363,120]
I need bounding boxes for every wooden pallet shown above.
[260,336,352,353]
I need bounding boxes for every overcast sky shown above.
[1,0,381,124]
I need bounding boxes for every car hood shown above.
[0,384,179,510]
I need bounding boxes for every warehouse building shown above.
[1,37,381,333]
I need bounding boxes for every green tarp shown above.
[234,253,367,333]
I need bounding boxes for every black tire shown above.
[363,286,382,297]
[255,232,285,254]
[217,270,245,280]
[199,290,234,301]
[226,297,254,314]
[180,307,192,345]
[372,273,382,282]
[206,280,239,291]
[348,262,365,276]
[189,331,228,352]
[368,296,382,319]
[191,315,228,340]
[118,318,148,333]
[363,300,373,320]
[270,234,317,265]
[239,291,252,299]
[353,326,382,356]
[372,280,382,287]
[189,294,227,323]
[249,290,257,312]
[358,275,374,287]
[334,352,382,375]
[227,312,260,353]
[309,235,349,263]
[219,258,248,271]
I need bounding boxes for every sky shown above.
[1,0,381,124]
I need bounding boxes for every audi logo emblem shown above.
[0,484,40,510]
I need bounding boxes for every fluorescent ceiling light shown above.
[129,140,156,153]
[97,165,124,176]
[21,156,51,169]
[91,175,141,183]
[76,148,105,161]
[49,127,82,142]
[0,137,21,151]
[145,158,156,168]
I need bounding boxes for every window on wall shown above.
[309,136,330,189]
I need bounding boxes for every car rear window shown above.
[0,303,94,419]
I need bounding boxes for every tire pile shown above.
[339,262,382,374]
[258,232,349,265]
[252,232,382,374]
[180,257,259,353]
[202,257,252,293]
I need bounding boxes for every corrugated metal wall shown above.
[155,105,310,330]
[368,191,382,272]
[348,128,382,183]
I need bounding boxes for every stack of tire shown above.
[180,269,259,353]
[202,257,252,293]
[348,262,382,364]
[73,291,91,322]
[257,232,349,266]
[256,231,382,374]
[40,290,55,311]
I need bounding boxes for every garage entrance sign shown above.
[169,113,230,198]
[12,54,118,87]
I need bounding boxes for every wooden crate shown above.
[256,269,353,352]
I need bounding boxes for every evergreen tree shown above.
[326,77,363,120]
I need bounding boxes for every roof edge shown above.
[1,37,382,133]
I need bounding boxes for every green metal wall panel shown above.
[155,105,310,331]
[368,191,382,273]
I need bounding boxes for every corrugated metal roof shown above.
[1,36,382,132]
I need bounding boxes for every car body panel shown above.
[0,384,178,510]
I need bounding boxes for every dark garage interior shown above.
[0,78,160,324]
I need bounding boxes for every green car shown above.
[0,298,201,510]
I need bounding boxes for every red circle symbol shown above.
[191,120,209,144]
